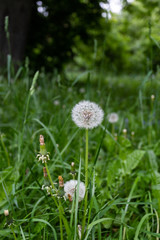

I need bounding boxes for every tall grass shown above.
[1,63,160,239]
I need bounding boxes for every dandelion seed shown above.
[64,180,85,202]
[108,112,119,123]
[72,100,104,129]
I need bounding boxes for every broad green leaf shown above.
[125,150,145,175]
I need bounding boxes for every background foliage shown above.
[24,0,160,73]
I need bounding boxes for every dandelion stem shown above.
[45,163,64,239]
[82,129,89,237]
[112,123,115,136]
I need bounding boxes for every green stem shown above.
[148,99,154,145]
[112,123,115,136]
[1,135,10,166]
[59,200,64,240]
[45,163,64,239]
[45,163,56,191]
[82,129,89,237]
[10,226,17,240]
[45,162,59,208]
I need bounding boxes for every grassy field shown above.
[1,67,160,239]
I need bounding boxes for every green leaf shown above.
[147,150,158,171]
[119,136,132,148]
[125,150,145,175]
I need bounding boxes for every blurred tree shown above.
[0,0,32,67]
[0,0,106,71]
[27,0,105,71]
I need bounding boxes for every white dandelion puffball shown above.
[64,180,85,202]
[108,112,119,123]
[72,100,104,129]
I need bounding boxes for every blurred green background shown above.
[0,0,160,74]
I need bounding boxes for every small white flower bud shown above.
[151,95,155,101]
[4,210,9,216]
[123,129,127,134]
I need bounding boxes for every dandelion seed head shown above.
[64,180,85,202]
[108,112,119,123]
[72,100,104,129]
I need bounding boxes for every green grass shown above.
[1,66,160,239]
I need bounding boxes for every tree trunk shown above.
[0,0,32,67]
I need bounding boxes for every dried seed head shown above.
[4,210,9,216]
[131,131,135,136]
[43,167,47,177]
[58,176,64,187]
[40,135,45,145]
[68,194,72,202]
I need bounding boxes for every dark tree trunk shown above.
[0,0,32,67]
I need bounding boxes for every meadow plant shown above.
[36,100,104,239]
[72,100,104,237]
